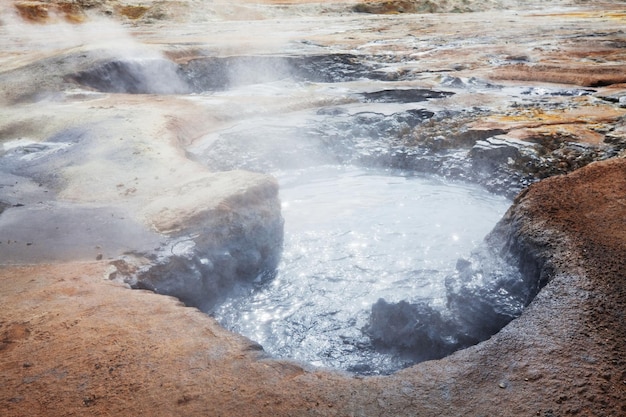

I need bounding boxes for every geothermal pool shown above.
[213,165,511,374]
[0,12,524,373]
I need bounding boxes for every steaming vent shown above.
[70,54,408,94]
[70,59,190,94]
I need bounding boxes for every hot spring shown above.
[66,54,529,375]
[213,165,511,374]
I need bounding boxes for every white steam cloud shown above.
[0,4,190,94]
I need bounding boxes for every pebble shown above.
[498,381,507,389]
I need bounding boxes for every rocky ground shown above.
[1,0,626,415]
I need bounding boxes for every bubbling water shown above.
[213,165,511,374]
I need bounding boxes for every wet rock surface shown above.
[114,172,284,311]
[186,74,624,197]
[364,198,532,366]
[2,0,626,415]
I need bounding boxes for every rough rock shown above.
[127,172,284,311]
[470,135,533,169]
[352,0,511,14]
[365,299,470,362]
[493,63,626,88]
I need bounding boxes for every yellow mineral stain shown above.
[473,103,626,145]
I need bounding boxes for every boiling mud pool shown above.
[214,165,511,373]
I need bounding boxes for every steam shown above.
[0,4,188,93]
[1,6,145,55]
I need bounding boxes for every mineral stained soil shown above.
[2,0,626,416]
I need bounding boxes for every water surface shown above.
[214,165,510,373]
